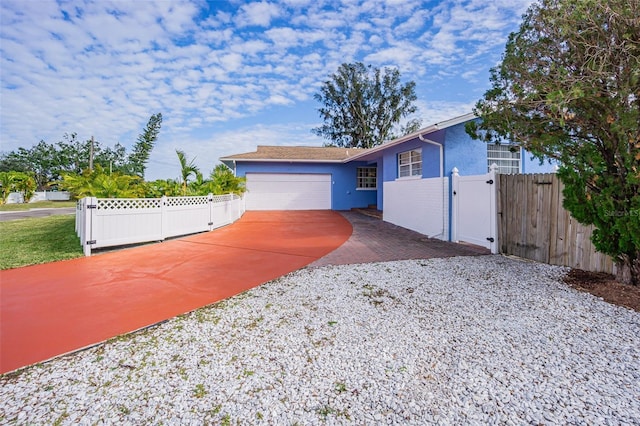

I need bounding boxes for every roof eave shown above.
[218,157,348,163]
[347,112,477,162]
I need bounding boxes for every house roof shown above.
[219,112,477,165]
[220,145,368,163]
[347,112,476,162]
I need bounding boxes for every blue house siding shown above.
[521,153,556,173]
[443,121,557,176]
[443,122,487,176]
[223,114,558,213]
[379,136,444,182]
[235,161,376,210]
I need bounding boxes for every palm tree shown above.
[59,165,144,198]
[210,163,246,195]
[176,149,200,196]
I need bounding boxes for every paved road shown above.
[0,207,76,222]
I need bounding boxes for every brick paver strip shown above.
[310,211,490,267]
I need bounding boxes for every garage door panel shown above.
[250,174,329,183]
[246,173,331,210]
[247,181,328,193]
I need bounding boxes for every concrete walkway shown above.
[0,211,352,374]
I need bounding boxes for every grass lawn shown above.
[0,200,76,212]
[0,215,83,269]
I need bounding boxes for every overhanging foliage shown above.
[467,0,639,284]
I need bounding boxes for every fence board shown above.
[498,174,615,274]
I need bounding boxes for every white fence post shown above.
[208,193,214,231]
[450,167,459,243]
[488,163,499,254]
[160,195,168,240]
[83,196,97,256]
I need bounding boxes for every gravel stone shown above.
[1,256,639,425]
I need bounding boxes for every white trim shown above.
[356,166,378,189]
[486,144,521,174]
[398,148,422,178]
[395,176,422,181]
[219,158,344,164]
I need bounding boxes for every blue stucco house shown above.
[220,112,554,212]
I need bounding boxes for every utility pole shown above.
[89,136,95,172]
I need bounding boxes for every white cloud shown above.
[364,43,422,70]
[1,0,530,180]
[235,2,282,28]
[417,100,476,126]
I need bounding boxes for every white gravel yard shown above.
[1,255,639,425]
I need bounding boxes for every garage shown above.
[245,173,332,210]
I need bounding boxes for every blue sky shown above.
[0,0,533,181]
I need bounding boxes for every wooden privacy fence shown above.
[498,173,615,274]
[76,194,245,256]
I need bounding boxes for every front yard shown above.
[1,256,638,424]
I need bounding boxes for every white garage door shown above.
[245,173,332,210]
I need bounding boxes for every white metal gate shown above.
[451,165,498,253]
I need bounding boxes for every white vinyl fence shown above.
[76,194,245,256]
[383,176,449,240]
[6,191,71,204]
[381,165,498,253]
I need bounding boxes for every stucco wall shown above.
[380,133,444,182]
[443,122,487,176]
[235,161,376,210]
[443,121,557,176]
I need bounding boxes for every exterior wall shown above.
[443,123,487,176]
[521,153,556,173]
[379,136,444,183]
[376,131,445,210]
[443,121,557,175]
[235,161,376,211]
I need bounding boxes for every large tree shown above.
[0,142,56,190]
[127,113,163,178]
[467,0,640,284]
[0,134,128,189]
[313,62,420,148]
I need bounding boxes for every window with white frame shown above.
[487,144,521,174]
[357,167,377,189]
[398,149,422,178]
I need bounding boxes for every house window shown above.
[357,167,377,189]
[398,149,422,178]
[487,144,521,174]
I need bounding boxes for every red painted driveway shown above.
[0,211,352,374]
